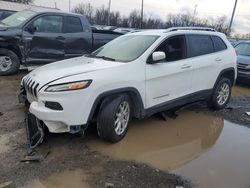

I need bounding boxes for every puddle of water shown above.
[232,85,250,97]
[87,111,250,188]
[22,169,90,188]
[87,111,224,171]
[0,134,11,153]
[174,121,250,188]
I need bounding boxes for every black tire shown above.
[0,49,20,76]
[97,94,132,143]
[209,78,232,110]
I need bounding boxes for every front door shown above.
[145,35,194,108]
[22,14,65,64]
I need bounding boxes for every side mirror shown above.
[151,51,166,63]
[27,25,37,33]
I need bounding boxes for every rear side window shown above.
[187,35,214,58]
[64,16,82,33]
[212,36,227,52]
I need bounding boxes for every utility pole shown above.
[69,0,71,12]
[228,0,238,36]
[140,0,144,29]
[107,0,111,25]
[192,4,197,25]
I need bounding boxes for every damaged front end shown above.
[25,113,45,149]
[19,84,45,149]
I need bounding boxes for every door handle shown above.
[56,36,65,40]
[215,58,222,62]
[181,64,192,69]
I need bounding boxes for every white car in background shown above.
[19,27,237,145]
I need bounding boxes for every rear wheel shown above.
[0,49,20,76]
[209,78,232,110]
[97,94,131,143]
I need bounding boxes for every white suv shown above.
[19,27,237,143]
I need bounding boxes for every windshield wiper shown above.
[96,56,116,61]
[85,54,116,61]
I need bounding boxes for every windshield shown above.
[1,10,36,27]
[235,43,250,56]
[90,35,159,62]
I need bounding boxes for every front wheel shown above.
[0,49,20,76]
[97,95,131,143]
[209,78,232,110]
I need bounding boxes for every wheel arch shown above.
[0,45,22,62]
[87,87,145,123]
[214,68,236,89]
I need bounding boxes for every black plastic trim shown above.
[145,89,213,117]
[213,67,236,88]
[87,87,145,123]
[45,101,63,111]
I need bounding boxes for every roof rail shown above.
[166,27,216,32]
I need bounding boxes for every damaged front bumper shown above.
[25,112,45,149]
[19,85,88,149]
[18,86,29,106]
[19,86,44,149]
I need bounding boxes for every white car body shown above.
[21,28,237,134]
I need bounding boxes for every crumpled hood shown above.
[237,55,250,65]
[25,56,121,88]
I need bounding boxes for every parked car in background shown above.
[235,41,250,81]
[19,27,236,146]
[0,10,15,20]
[0,9,122,75]
[0,0,59,20]
[228,38,239,47]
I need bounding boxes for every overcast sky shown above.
[34,0,250,34]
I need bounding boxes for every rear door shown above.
[23,14,65,64]
[63,16,92,59]
[186,34,220,92]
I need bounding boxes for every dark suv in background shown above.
[0,10,122,75]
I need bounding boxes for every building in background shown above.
[0,0,59,20]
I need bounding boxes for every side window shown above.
[32,15,63,33]
[187,35,214,58]
[64,16,82,33]
[155,36,186,62]
[212,36,227,52]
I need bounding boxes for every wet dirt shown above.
[22,169,90,188]
[232,85,250,97]
[1,72,250,188]
[0,134,11,154]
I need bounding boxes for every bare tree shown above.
[72,3,94,23]
[128,10,140,28]
[72,2,229,34]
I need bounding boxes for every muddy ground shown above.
[0,72,249,188]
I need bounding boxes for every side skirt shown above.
[144,89,212,117]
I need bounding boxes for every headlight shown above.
[45,80,92,92]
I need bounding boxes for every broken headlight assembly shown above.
[45,80,92,92]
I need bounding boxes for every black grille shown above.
[237,63,250,72]
[23,77,40,98]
